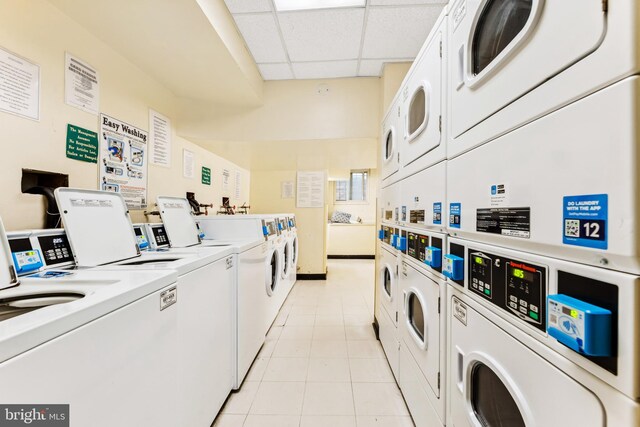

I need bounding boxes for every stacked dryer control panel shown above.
[376,2,640,426]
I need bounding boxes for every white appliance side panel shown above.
[0,285,179,427]
[446,78,640,273]
[236,245,269,388]
[156,197,200,247]
[449,0,605,140]
[400,161,446,232]
[449,298,604,427]
[198,218,264,240]
[55,188,139,266]
[178,258,234,426]
[378,301,399,381]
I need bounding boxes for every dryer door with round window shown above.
[449,0,606,154]
[381,102,400,181]
[402,29,444,168]
[401,262,441,397]
[282,242,291,279]
[266,249,279,297]
[379,247,398,325]
[449,298,605,426]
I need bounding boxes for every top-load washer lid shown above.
[0,217,19,290]
[156,196,200,248]
[55,188,140,267]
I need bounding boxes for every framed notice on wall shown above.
[296,171,325,208]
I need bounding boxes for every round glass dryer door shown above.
[382,266,392,299]
[407,86,427,140]
[407,291,425,344]
[471,363,525,427]
[472,0,533,76]
[292,237,298,264]
[283,242,291,277]
[384,130,394,161]
[267,250,279,296]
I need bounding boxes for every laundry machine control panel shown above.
[468,248,547,331]
[134,225,149,250]
[147,224,170,250]
[381,226,398,246]
[8,232,75,274]
[407,232,443,273]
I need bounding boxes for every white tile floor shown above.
[214,259,414,427]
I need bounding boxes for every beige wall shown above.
[380,62,412,118]
[179,78,381,144]
[0,0,249,230]
[250,170,327,276]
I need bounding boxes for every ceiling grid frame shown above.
[224,0,447,80]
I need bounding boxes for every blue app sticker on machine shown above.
[562,194,608,250]
[449,203,461,229]
[433,202,442,225]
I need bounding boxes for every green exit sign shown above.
[202,166,211,185]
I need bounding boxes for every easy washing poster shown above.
[99,114,149,209]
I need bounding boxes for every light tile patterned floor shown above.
[213,260,414,427]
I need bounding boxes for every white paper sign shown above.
[281,181,294,199]
[297,171,325,208]
[149,109,171,167]
[222,169,230,193]
[99,114,148,209]
[183,149,195,179]
[235,170,242,199]
[0,47,39,120]
[65,53,99,114]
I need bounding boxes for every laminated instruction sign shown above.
[99,114,148,209]
[563,194,608,250]
[202,167,211,185]
[66,124,98,163]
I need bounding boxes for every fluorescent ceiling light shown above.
[274,0,366,12]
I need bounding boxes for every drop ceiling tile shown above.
[234,14,288,63]
[292,60,358,79]
[370,0,446,5]
[361,5,444,59]
[258,63,294,80]
[358,59,385,76]
[279,9,365,62]
[224,0,272,14]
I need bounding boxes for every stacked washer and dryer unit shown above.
[377,1,640,426]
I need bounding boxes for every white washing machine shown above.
[399,6,448,177]
[285,214,298,286]
[55,190,235,427]
[446,237,640,426]
[275,217,293,298]
[398,226,447,427]
[448,0,639,158]
[0,219,180,427]
[381,97,401,187]
[196,214,284,331]
[399,161,446,234]
[196,216,278,389]
[446,77,640,274]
